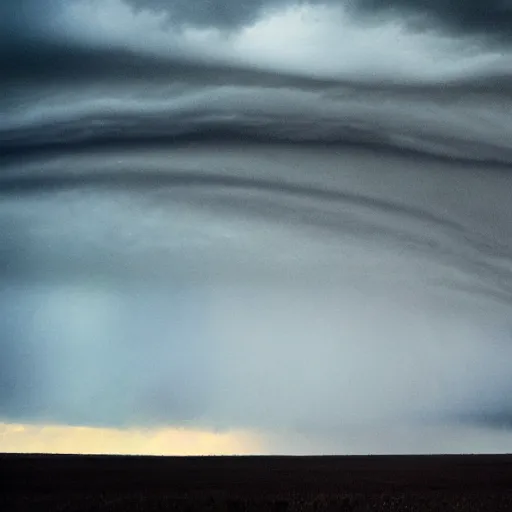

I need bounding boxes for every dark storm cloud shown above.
[0,169,476,232]
[352,0,512,39]
[2,1,512,167]
[2,0,512,452]
[1,165,511,305]
[3,38,512,94]
[2,114,512,166]
[121,0,512,38]
[0,1,38,38]
[124,0,282,28]
[4,41,512,113]
[0,143,512,445]
[4,0,512,38]
[3,78,512,166]
[0,0,62,42]
[0,41,327,89]
[2,28,512,166]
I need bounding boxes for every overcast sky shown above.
[1,0,512,455]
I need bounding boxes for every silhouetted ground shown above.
[2,454,512,510]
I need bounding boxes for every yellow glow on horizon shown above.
[0,423,266,455]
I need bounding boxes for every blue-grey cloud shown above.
[1,145,511,439]
[352,0,512,40]
[2,0,512,454]
[109,0,512,39]
[4,0,512,46]
[0,0,63,43]
[2,1,512,166]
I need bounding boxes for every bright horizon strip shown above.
[0,423,265,455]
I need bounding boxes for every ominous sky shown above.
[1,0,512,455]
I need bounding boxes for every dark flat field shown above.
[2,454,512,511]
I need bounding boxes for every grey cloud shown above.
[0,294,43,421]
[0,0,287,41]
[119,0,512,40]
[351,0,512,40]
[124,0,278,28]
[3,277,511,434]
[120,1,512,37]
[3,77,512,166]
[1,145,512,437]
[4,39,512,96]
[0,283,213,428]
[2,0,512,454]
[0,42,330,90]
[0,0,62,42]
[4,0,512,39]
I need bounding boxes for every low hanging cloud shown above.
[3,0,512,81]
[1,145,512,449]
[2,0,512,166]
[351,0,512,39]
[89,0,512,40]
[1,0,512,454]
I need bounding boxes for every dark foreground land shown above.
[2,454,512,511]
